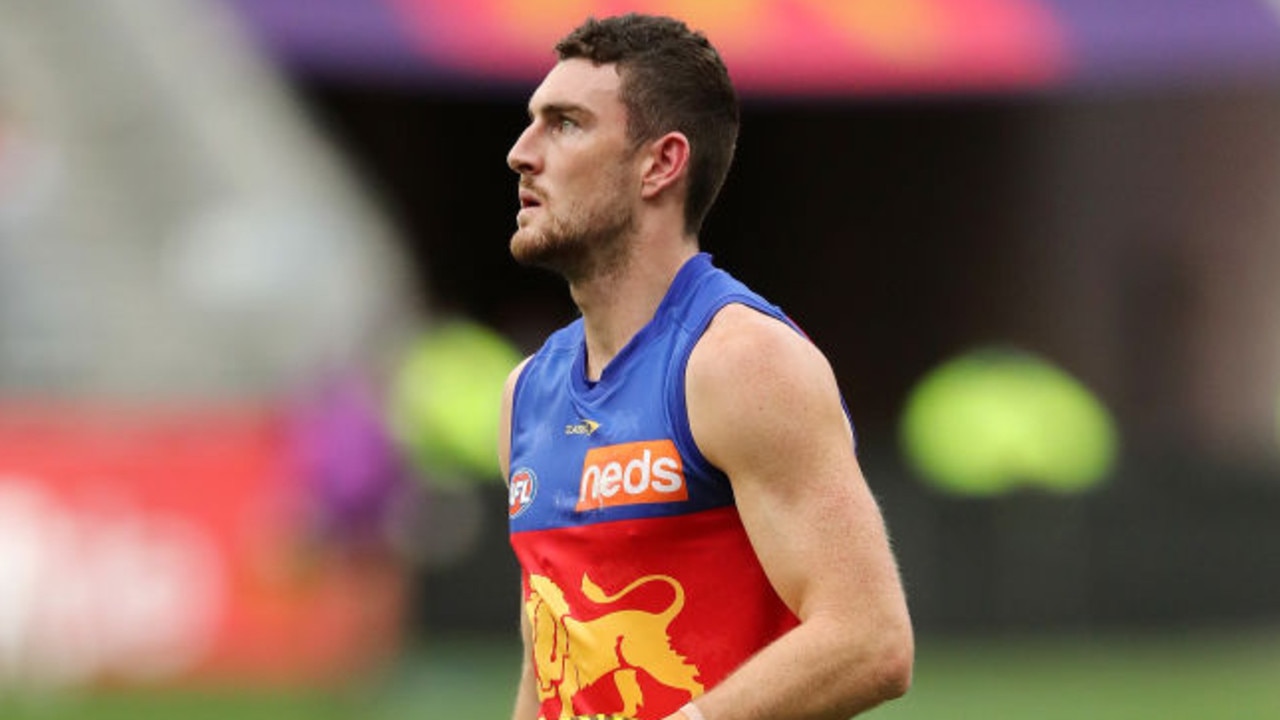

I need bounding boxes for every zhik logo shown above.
[564,419,601,436]
[576,440,687,512]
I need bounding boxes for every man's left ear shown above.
[640,132,690,199]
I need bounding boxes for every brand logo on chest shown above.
[564,418,601,436]
[576,439,687,511]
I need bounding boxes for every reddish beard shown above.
[510,194,635,283]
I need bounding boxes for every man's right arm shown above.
[510,609,541,720]
[499,358,538,720]
[497,357,529,485]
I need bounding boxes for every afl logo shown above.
[509,467,538,518]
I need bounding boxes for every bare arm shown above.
[499,358,540,720]
[671,305,913,720]
[510,610,541,720]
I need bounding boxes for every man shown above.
[498,14,912,720]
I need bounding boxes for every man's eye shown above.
[556,118,577,132]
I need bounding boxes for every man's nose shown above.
[507,124,540,175]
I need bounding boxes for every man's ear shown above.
[639,132,691,200]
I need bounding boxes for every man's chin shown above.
[510,220,629,282]
[509,229,543,264]
[510,230,573,271]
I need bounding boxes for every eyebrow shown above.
[528,102,591,121]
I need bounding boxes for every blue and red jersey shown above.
[508,253,802,720]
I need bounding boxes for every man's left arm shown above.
[676,304,914,720]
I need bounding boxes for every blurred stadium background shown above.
[2,0,1280,717]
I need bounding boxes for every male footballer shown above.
[498,13,913,720]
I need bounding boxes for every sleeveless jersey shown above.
[508,253,802,720]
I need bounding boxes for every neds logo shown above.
[577,440,687,511]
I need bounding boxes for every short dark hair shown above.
[555,14,739,235]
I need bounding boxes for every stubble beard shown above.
[510,192,636,285]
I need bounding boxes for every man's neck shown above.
[569,241,697,381]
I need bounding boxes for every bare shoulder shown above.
[688,303,830,382]
[504,355,533,398]
[686,304,850,473]
[498,355,533,480]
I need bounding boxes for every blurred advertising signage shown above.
[390,0,1064,93]
[228,0,1280,93]
[230,0,1063,93]
[0,405,405,688]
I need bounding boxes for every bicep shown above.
[687,309,902,621]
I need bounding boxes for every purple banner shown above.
[220,0,1280,94]
[1045,0,1280,87]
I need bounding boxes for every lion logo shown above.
[526,572,704,719]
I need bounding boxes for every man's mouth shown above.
[518,188,543,209]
